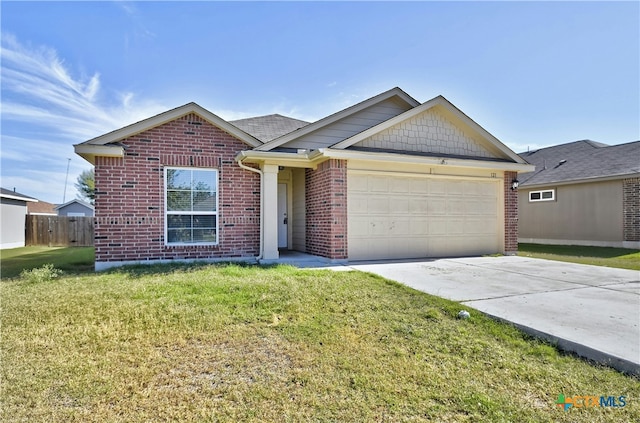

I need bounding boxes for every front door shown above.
[277,183,288,248]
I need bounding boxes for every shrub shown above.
[20,264,63,283]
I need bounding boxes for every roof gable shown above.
[519,140,640,186]
[255,87,420,151]
[75,103,262,164]
[55,199,94,211]
[332,96,527,164]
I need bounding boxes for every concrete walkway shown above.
[287,254,640,375]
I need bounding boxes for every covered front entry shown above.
[348,170,501,260]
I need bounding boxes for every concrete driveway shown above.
[344,256,640,375]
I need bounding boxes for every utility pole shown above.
[62,158,71,203]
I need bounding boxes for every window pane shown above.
[530,192,541,200]
[193,191,216,211]
[193,229,216,243]
[167,169,191,190]
[542,191,553,199]
[193,215,216,228]
[167,190,192,211]
[192,170,216,191]
[168,228,192,243]
[167,214,192,229]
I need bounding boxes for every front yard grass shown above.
[0,246,94,278]
[2,262,638,422]
[518,243,640,271]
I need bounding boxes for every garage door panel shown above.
[464,218,496,234]
[447,198,467,214]
[446,218,465,234]
[369,198,390,214]
[429,180,448,194]
[369,176,390,192]
[468,198,497,215]
[409,218,428,235]
[389,219,410,235]
[408,178,428,194]
[409,198,428,213]
[390,198,410,214]
[428,217,449,235]
[348,171,501,260]
[369,217,389,236]
[350,174,368,192]
[428,198,447,214]
[349,195,369,213]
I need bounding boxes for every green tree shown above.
[75,168,95,204]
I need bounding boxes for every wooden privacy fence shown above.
[26,215,94,247]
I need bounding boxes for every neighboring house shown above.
[55,199,94,217]
[0,187,38,249]
[74,87,534,270]
[27,200,57,216]
[518,140,640,249]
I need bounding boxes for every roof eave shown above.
[235,150,320,169]
[520,172,640,189]
[318,148,535,172]
[0,193,39,202]
[236,148,534,173]
[74,144,125,165]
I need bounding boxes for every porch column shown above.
[262,164,279,260]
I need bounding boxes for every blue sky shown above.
[1,1,638,204]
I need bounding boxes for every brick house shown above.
[74,87,533,270]
[518,140,640,248]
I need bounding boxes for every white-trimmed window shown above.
[529,189,555,202]
[164,167,218,245]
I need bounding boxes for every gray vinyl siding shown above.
[518,180,623,244]
[57,203,94,216]
[281,98,412,150]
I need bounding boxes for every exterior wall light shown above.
[511,179,519,190]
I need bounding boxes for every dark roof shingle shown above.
[230,114,310,142]
[518,140,640,186]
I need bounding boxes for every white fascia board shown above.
[331,96,528,165]
[76,103,261,149]
[317,148,536,173]
[0,193,38,202]
[254,87,421,152]
[74,144,125,165]
[235,150,317,168]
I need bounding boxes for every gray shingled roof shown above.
[518,140,640,187]
[0,187,38,201]
[230,114,310,142]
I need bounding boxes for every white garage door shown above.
[348,172,500,260]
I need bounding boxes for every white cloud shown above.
[0,33,167,203]
[1,33,167,141]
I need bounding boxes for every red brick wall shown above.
[623,177,639,242]
[504,171,519,254]
[305,159,348,259]
[94,113,260,265]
